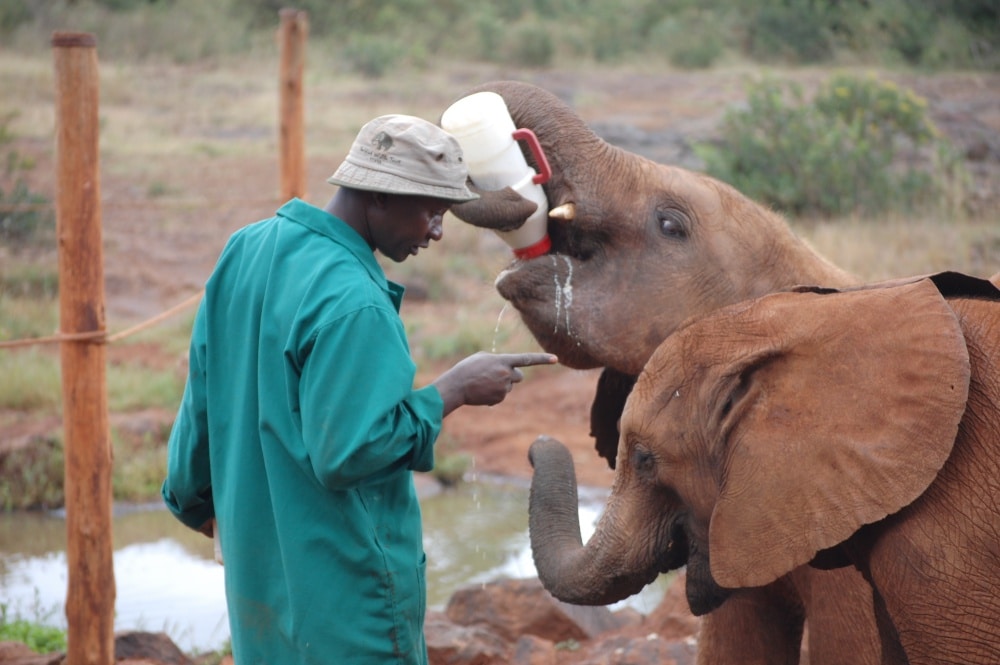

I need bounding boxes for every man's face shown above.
[371,194,450,263]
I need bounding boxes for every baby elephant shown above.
[527,272,1000,665]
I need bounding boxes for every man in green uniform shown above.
[162,114,556,664]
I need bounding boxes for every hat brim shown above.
[327,162,479,203]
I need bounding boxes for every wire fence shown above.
[0,289,205,350]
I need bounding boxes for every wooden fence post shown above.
[278,8,308,201]
[52,31,115,665]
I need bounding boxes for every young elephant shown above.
[527,272,1000,665]
[450,79,872,664]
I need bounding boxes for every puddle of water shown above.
[0,479,670,655]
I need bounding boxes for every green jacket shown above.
[162,198,443,664]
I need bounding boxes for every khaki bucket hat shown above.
[327,114,478,202]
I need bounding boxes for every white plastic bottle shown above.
[441,91,552,259]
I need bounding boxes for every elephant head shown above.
[449,80,854,378]
[448,80,856,470]
[637,277,972,607]
[529,272,1000,664]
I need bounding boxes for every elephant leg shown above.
[792,567,883,665]
[696,579,805,665]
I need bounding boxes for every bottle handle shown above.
[511,128,552,185]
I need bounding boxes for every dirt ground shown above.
[4,64,1000,493]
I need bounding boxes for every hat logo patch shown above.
[358,130,402,167]
[371,131,393,152]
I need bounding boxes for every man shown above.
[162,114,556,664]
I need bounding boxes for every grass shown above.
[0,349,61,412]
[106,361,185,412]
[798,215,1000,282]
[0,599,66,655]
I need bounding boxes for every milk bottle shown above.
[441,91,552,259]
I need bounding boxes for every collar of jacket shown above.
[277,198,406,309]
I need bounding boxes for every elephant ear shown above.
[708,277,971,590]
[589,368,637,469]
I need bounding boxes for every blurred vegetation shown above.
[0,431,63,511]
[0,600,67,654]
[0,112,54,250]
[0,0,996,73]
[429,433,473,487]
[696,73,967,217]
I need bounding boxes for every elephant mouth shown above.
[492,205,611,370]
[494,212,602,298]
[547,213,602,262]
[657,519,690,574]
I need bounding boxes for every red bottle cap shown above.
[513,235,551,260]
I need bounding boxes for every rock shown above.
[510,635,558,665]
[573,632,697,665]
[560,573,700,665]
[0,642,62,665]
[444,578,637,644]
[113,631,194,665]
[425,611,510,665]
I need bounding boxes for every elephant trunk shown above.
[461,80,624,208]
[528,436,660,605]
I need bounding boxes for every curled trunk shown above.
[459,80,632,214]
[528,436,659,605]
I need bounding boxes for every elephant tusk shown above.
[549,203,576,221]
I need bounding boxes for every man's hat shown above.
[327,114,478,202]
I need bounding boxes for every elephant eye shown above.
[631,446,655,473]
[657,208,689,240]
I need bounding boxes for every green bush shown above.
[588,5,630,63]
[471,8,505,63]
[696,74,965,218]
[506,19,554,68]
[111,424,171,502]
[0,433,64,511]
[0,0,31,33]
[343,33,403,79]
[745,3,833,64]
[0,113,54,251]
[652,11,725,69]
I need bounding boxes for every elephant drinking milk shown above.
[526,272,1000,665]
[447,79,881,664]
